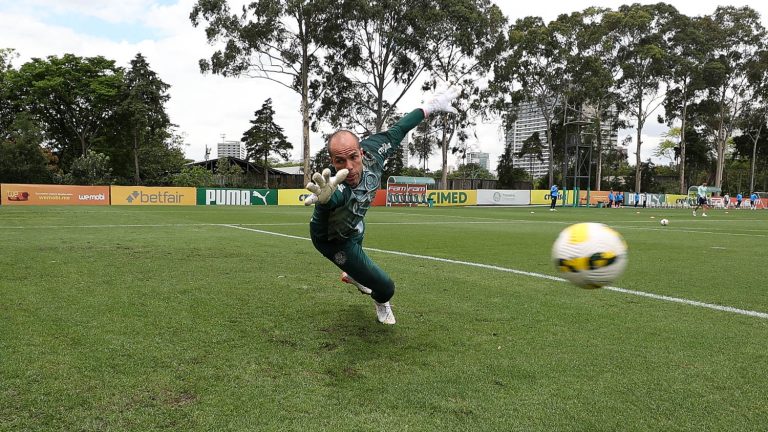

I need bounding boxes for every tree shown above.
[654,127,680,167]
[241,98,293,187]
[496,138,531,189]
[134,140,189,186]
[116,53,172,185]
[190,0,338,185]
[171,165,215,187]
[517,131,544,179]
[310,146,331,175]
[316,0,436,135]
[13,54,123,166]
[382,145,406,185]
[63,151,113,185]
[662,13,709,193]
[409,121,437,170]
[495,14,574,187]
[604,3,677,193]
[420,0,506,189]
[0,48,21,137]
[0,112,51,184]
[449,162,494,180]
[566,7,624,191]
[699,6,766,190]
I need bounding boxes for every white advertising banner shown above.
[477,190,530,206]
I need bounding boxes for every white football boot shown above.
[373,300,396,325]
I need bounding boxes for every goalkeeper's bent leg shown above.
[311,235,395,303]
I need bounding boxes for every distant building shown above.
[505,101,618,180]
[467,151,490,171]
[217,140,245,159]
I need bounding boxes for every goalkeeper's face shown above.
[329,132,363,187]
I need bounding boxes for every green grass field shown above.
[2,204,767,431]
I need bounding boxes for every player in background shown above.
[303,87,460,325]
[723,193,730,209]
[550,184,558,211]
[736,193,743,209]
[608,190,614,208]
[750,192,759,210]
[692,181,709,216]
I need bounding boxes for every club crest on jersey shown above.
[333,251,347,265]
[364,172,378,191]
[377,142,392,155]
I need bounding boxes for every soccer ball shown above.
[660,218,669,226]
[551,222,628,289]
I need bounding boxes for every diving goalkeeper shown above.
[304,87,460,325]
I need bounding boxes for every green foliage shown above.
[171,165,215,187]
[409,121,437,170]
[310,146,331,174]
[0,112,51,184]
[61,151,113,185]
[242,98,292,187]
[382,145,406,186]
[496,140,519,188]
[0,48,21,136]
[190,0,340,183]
[13,54,124,166]
[114,53,172,184]
[449,162,494,180]
[316,0,444,134]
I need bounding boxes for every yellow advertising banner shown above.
[1,184,110,206]
[277,189,316,206]
[530,189,555,205]
[665,194,688,205]
[111,186,196,206]
[425,190,477,206]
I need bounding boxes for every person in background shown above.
[550,184,559,211]
[750,192,759,210]
[642,192,647,208]
[608,190,614,209]
[634,191,640,208]
[723,193,730,209]
[736,192,743,209]
[617,191,624,208]
[692,181,709,217]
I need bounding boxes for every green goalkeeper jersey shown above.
[310,109,425,241]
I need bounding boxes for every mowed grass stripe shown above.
[221,224,768,320]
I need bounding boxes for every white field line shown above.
[221,224,768,320]
[2,220,766,237]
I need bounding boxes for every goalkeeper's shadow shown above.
[315,303,400,364]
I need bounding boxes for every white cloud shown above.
[2,0,767,168]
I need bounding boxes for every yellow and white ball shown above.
[551,222,628,288]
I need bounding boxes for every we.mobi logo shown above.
[126,190,185,204]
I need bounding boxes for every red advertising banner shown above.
[1,184,110,206]
[578,190,610,206]
[372,189,387,206]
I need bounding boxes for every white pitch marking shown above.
[221,224,768,320]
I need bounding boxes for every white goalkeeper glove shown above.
[304,168,348,206]
[421,86,460,116]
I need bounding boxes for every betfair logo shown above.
[127,191,184,204]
